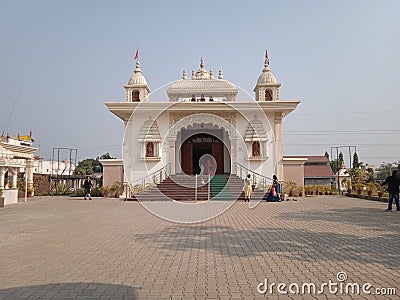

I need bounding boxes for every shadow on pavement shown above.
[0,282,137,300]
[133,207,399,269]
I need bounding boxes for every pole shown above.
[208,174,210,201]
[24,172,27,202]
[195,174,197,202]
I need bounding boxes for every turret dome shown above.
[257,59,277,84]
[128,61,148,85]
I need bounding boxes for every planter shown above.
[378,192,384,198]
[0,197,4,208]
[27,192,33,198]
[357,189,362,195]
[114,193,120,198]
[367,191,373,196]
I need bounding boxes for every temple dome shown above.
[167,58,238,101]
[128,61,148,85]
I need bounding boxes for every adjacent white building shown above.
[106,55,300,185]
[33,158,75,175]
[0,134,36,205]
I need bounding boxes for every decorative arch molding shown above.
[167,113,237,142]
[137,117,161,161]
[244,117,269,161]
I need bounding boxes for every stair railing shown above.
[208,174,210,200]
[195,174,211,201]
[128,163,171,197]
[195,174,198,201]
[233,162,278,192]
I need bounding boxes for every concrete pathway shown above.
[0,195,398,299]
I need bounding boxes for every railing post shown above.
[195,174,197,202]
[208,174,210,201]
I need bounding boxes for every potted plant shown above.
[283,181,297,197]
[101,186,110,197]
[377,184,384,198]
[355,181,364,195]
[111,181,124,198]
[366,182,375,196]
[27,186,34,198]
[0,189,4,208]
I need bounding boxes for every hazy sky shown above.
[1,0,399,167]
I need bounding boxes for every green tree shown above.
[353,152,360,169]
[75,153,115,175]
[97,152,114,160]
[75,158,98,175]
[330,152,344,174]
[338,152,344,168]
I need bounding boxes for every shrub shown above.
[91,187,103,197]
[73,188,85,197]
[110,181,124,196]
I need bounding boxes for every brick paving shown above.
[0,195,399,299]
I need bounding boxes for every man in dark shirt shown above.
[83,176,93,200]
[381,170,400,211]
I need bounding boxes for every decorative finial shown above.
[182,70,187,80]
[134,60,142,73]
[192,70,195,79]
[218,69,223,79]
[341,161,345,169]
[209,69,214,79]
[200,57,204,68]
[263,49,271,68]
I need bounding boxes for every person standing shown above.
[272,175,281,201]
[83,176,93,200]
[243,174,252,202]
[381,170,400,211]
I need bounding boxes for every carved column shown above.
[168,139,176,175]
[10,167,18,189]
[0,166,6,190]
[230,139,237,174]
[26,159,34,196]
[274,113,283,180]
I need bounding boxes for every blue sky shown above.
[1,0,399,167]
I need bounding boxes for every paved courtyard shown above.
[0,195,399,299]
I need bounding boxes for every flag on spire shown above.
[134,47,139,60]
[265,49,270,65]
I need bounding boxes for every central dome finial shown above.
[200,57,204,68]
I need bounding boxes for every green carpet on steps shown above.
[210,175,233,201]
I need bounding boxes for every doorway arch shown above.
[180,133,228,175]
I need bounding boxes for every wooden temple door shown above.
[180,140,193,174]
[212,140,224,174]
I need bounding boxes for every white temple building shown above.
[106,54,300,186]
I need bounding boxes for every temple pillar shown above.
[169,140,176,175]
[274,113,283,180]
[10,167,18,189]
[230,139,237,174]
[26,159,34,196]
[0,167,6,190]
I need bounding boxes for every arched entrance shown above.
[180,133,228,175]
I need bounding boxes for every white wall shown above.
[125,110,277,182]
[3,189,18,205]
